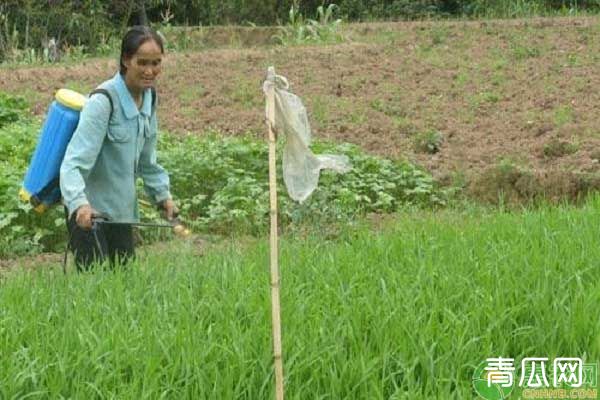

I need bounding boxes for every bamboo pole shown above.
[266,67,285,400]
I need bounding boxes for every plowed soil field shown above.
[2,17,600,201]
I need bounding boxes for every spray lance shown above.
[62,214,190,273]
[63,215,189,273]
[140,198,191,237]
[62,203,190,273]
[90,203,191,238]
[91,215,191,237]
[88,200,191,250]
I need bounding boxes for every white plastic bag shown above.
[263,67,351,202]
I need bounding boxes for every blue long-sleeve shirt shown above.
[60,72,171,222]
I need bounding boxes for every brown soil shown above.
[2,17,600,202]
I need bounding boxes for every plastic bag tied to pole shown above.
[263,67,351,203]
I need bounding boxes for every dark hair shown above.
[119,25,164,75]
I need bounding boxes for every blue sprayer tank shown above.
[20,89,87,213]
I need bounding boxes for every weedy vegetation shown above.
[0,92,446,258]
[274,4,344,46]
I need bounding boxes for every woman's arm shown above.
[59,94,111,216]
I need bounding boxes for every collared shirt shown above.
[60,72,171,222]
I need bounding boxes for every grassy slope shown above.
[2,200,600,398]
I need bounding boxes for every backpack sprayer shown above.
[19,87,157,212]
[20,89,86,212]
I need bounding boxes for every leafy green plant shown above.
[510,40,541,60]
[0,93,448,257]
[155,8,197,52]
[229,80,261,109]
[0,117,449,256]
[310,95,328,126]
[158,133,448,236]
[0,92,28,128]
[413,130,443,154]
[274,4,344,46]
[369,98,405,118]
[430,25,448,46]
[543,138,579,158]
[0,119,64,257]
[553,105,574,127]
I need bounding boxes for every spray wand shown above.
[91,215,191,237]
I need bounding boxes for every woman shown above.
[60,26,177,270]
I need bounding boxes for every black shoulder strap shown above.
[89,88,114,119]
[89,87,157,118]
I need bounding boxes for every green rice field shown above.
[2,199,599,399]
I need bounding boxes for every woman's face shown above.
[123,39,163,92]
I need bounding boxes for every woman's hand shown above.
[76,204,98,230]
[161,198,179,221]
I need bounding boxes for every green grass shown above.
[178,84,206,104]
[2,199,600,399]
[309,95,329,127]
[554,105,575,127]
[229,80,261,109]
